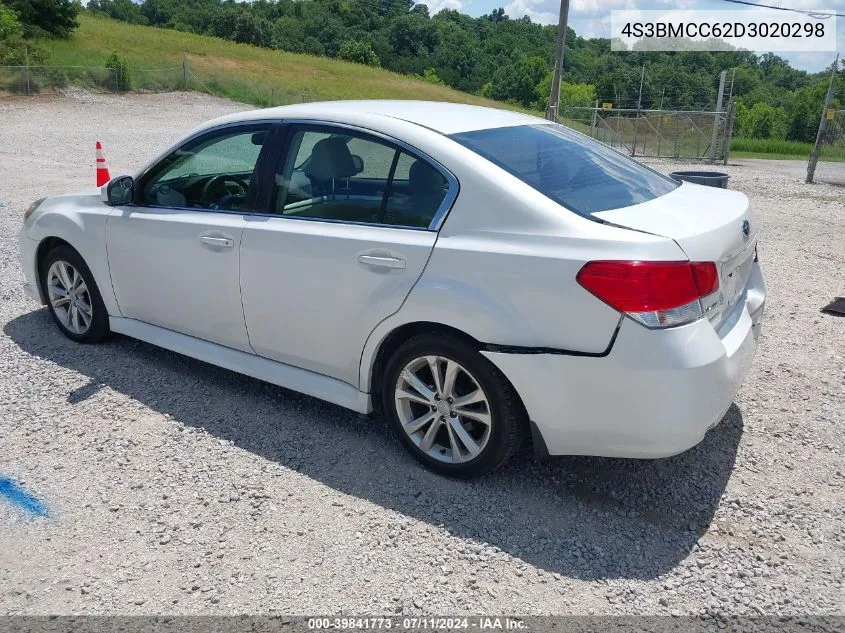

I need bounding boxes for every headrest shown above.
[409,160,445,194]
[305,137,357,181]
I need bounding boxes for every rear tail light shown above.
[576,260,719,328]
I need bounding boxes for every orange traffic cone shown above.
[96,141,111,187]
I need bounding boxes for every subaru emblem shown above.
[741,219,751,240]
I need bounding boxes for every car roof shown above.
[217,100,546,135]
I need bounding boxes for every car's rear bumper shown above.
[483,262,765,458]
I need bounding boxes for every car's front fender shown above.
[24,193,120,316]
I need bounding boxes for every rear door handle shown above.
[357,254,406,270]
[200,236,234,249]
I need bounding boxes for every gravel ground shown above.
[0,92,843,616]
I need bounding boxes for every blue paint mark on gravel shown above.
[0,477,48,517]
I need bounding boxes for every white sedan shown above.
[18,101,765,478]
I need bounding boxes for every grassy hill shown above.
[39,14,531,110]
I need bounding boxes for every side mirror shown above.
[350,154,364,175]
[105,175,134,206]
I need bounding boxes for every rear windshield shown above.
[450,124,678,215]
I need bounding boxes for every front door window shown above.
[140,125,271,211]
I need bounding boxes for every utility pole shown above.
[723,100,736,166]
[182,54,188,91]
[807,54,839,184]
[656,88,665,156]
[631,64,645,156]
[24,46,30,96]
[709,70,727,164]
[546,0,570,122]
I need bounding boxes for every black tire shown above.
[40,245,110,343]
[381,333,525,478]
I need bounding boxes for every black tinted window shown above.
[450,124,677,215]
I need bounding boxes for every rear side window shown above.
[450,124,678,215]
[270,125,449,229]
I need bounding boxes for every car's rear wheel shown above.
[381,333,525,478]
[40,246,110,343]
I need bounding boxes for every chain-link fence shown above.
[0,63,319,106]
[0,65,190,95]
[564,106,733,162]
[809,109,845,186]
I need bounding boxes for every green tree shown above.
[788,83,830,142]
[420,67,444,85]
[0,2,23,38]
[338,39,380,66]
[388,12,437,58]
[105,51,130,91]
[212,8,271,47]
[490,55,547,107]
[87,0,148,25]
[273,15,305,52]
[0,33,47,64]
[534,76,596,112]
[735,101,788,139]
[4,0,78,38]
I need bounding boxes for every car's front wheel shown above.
[381,333,525,478]
[40,245,110,343]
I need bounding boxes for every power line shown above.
[720,0,845,19]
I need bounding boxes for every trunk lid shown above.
[593,181,757,328]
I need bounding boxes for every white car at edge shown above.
[18,101,766,478]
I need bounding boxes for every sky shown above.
[429,0,844,73]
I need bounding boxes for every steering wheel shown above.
[201,175,249,208]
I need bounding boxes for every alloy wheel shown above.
[394,355,492,463]
[46,260,93,335]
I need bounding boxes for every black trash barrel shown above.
[670,171,730,188]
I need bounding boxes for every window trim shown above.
[255,119,459,232]
[131,120,280,216]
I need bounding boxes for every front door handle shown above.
[200,236,234,249]
[357,254,406,270]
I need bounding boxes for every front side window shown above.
[140,124,271,211]
[271,125,449,228]
[450,124,678,216]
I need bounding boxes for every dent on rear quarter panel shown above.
[28,194,120,316]
[408,235,622,351]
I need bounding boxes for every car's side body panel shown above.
[106,207,254,353]
[240,217,437,385]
